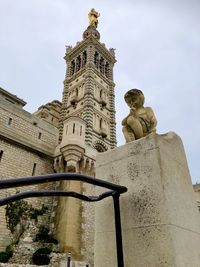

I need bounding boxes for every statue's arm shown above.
[146,107,157,132]
[122,116,128,126]
[122,109,135,126]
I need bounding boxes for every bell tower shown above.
[56,9,116,170]
[54,9,116,264]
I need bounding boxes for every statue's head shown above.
[124,89,145,108]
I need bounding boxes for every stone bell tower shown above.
[54,9,116,173]
[53,9,117,264]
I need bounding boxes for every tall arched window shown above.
[82,51,87,67]
[100,89,103,99]
[73,123,75,134]
[94,51,99,68]
[100,57,105,74]
[76,55,81,72]
[70,60,75,76]
[100,118,102,129]
[105,62,109,78]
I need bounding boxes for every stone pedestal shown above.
[94,132,200,267]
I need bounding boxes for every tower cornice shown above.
[64,33,116,65]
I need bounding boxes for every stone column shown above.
[94,132,200,267]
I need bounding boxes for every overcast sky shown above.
[1,0,200,183]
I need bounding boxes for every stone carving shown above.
[109,48,116,57]
[88,8,100,28]
[122,89,157,142]
[65,45,72,53]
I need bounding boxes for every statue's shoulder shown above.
[145,106,156,117]
[145,106,154,112]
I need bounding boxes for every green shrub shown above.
[34,225,58,244]
[0,244,13,263]
[32,247,52,265]
[5,245,13,258]
[5,200,48,235]
[0,251,11,263]
[0,252,8,263]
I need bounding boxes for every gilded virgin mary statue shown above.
[88,8,100,28]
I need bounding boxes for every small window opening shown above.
[0,150,4,162]
[76,55,81,72]
[38,132,42,139]
[100,118,102,129]
[105,62,109,78]
[80,126,82,136]
[73,123,75,134]
[32,163,37,176]
[100,89,102,98]
[8,118,12,126]
[100,57,105,74]
[66,125,68,134]
[82,51,87,67]
[94,52,99,68]
[70,60,75,76]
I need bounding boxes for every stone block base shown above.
[94,132,200,267]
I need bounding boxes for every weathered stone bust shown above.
[122,89,157,143]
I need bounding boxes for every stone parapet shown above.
[95,132,200,267]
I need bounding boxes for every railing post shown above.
[112,192,124,267]
[67,252,71,267]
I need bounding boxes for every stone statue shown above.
[88,8,100,28]
[122,89,157,143]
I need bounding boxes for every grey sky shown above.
[1,0,200,183]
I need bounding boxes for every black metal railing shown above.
[0,173,128,267]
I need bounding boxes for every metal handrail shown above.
[0,173,128,267]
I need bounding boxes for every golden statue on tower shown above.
[88,8,100,28]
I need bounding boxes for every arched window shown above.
[100,57,105,74]
[73,123,75,134]
[70,60,75,76]
[100,118,102,129]
[100,89,102,98]
[94,51,99,68]
[76,55,81,72]
[82,51,87,67]
[96,115,99,127]
[105,62,109,78]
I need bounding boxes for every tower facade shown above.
[55,18,116,172]
[53,10,117,265]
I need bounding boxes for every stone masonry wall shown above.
[0,95,59,250]
[0,102,57,147]
[0,139,55,250]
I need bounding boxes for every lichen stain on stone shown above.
[129,186,162,226]
[129,142,143,155]
[157,257,170,267]
[127,162,153,181]
[127,163,140,180]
